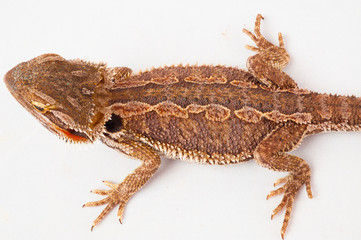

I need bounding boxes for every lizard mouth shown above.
[51,124,91,143]
[32,109,92,143]
[29,103,92,143]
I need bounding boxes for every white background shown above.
[1,0,361,239]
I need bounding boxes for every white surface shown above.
[1,0,361,239]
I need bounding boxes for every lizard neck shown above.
[307,93,361,133]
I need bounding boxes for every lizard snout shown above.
[3,68,14,91]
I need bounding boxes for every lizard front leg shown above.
[253,123,313,239]
[243,14,298,90]
[83,137,161,230]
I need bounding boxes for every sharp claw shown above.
[103,180,117,188]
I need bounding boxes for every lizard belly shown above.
[122,111,278,165]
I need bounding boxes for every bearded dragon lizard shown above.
[4,14,359,239]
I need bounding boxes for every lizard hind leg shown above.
[243,14,297,90]
[253,124,313,239]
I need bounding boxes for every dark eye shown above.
[31,101,54,113]
[34,105,45,112]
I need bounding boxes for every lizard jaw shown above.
[50,123,91,143]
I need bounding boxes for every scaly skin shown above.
[4,14,361,239]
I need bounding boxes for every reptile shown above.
[4,14,360,238]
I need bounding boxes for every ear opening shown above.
[104,114,123,133]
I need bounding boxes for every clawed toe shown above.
[103,180,117,188]
[273,176,289,187]
[83,197,109,207]
[269,188,296,240]
[266,176,290,199]
[267,185,286,200]
[242,14,296,90]
[265,172,312,239]
[91,189,111,195]
[242,14,275,51]
[83,180,131,230]
[89,181,117,195]
[242,28,258,43]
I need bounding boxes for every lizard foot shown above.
[266,171,313,239]
[83,180,130,230]
[242,14,297,90]
[82,141,161,231]
[242,14,289,68]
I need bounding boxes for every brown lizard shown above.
[4,14,360,239]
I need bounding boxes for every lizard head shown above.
[4,53,107,143]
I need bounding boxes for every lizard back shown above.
[95,65,343,165]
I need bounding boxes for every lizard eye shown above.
[31,101,54,114]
